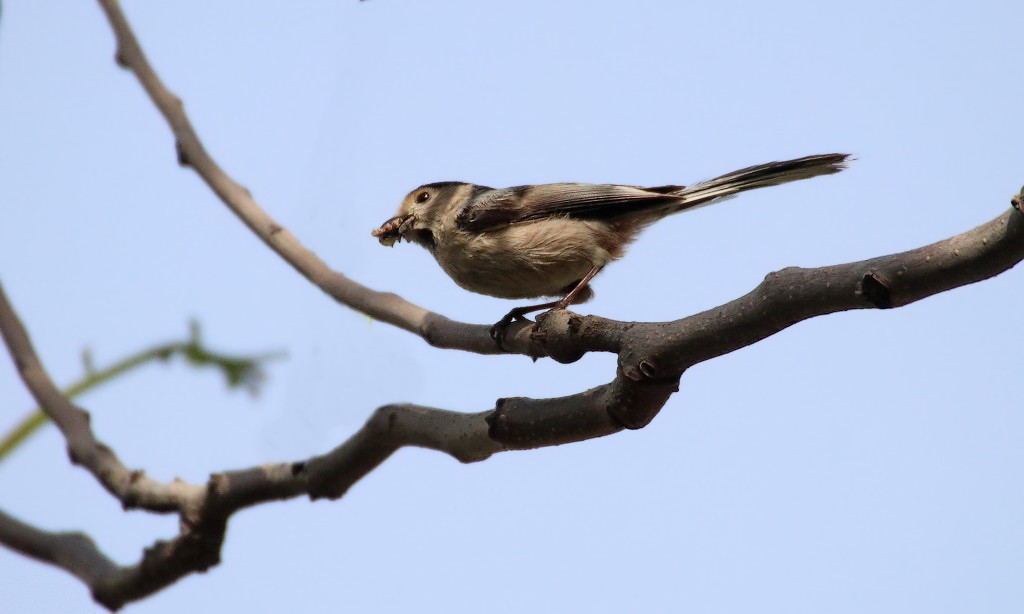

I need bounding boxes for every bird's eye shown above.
[415,191,431,204]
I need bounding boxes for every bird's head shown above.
[371,182,473,251]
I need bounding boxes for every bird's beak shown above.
[371,214,413,247]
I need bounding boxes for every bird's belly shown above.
[436,221,610,299]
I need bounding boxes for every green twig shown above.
[0,321,281,462]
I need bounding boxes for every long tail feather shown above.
[668,153,851,213]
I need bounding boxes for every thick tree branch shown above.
[530,204,1024,383]
[646,205,1024,373]
[0,280,667,607]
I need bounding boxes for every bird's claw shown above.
[489,309,531,344]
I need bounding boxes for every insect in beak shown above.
[371,215,413,247]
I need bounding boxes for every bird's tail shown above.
[665,153,851,214]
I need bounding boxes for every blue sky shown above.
[1,1,1023,612]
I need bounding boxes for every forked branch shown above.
[0,0,1020,610]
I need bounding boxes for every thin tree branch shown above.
[0,280,662,608]
[95,0,503,356]
[0,284,204,513]
[0,411,47,461]
[0,508,121,588]
[0,283,480,608]
[0,323,276,461]
[94,0,1024,369]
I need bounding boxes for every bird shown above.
[372,153,850,333]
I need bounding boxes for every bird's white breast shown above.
[434,218,612,299]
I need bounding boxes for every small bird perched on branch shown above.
[373,153,850,334]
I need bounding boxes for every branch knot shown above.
[860,271,894,309]
[532,310,585,363]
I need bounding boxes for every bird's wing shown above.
[455,183,682,232]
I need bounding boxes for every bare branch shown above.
[93,0,1024,371]
[3,1,1020,610]
[5,186,1021,610]
[524,204,1024,383]
[0,284,205,513]
[648,206,1024,373]
[7,194,1019,605]
[0,271,680,606]
[95,0,503,356]
[0,281,639,607]
[0,508,121,588]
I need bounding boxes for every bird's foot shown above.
[489,308,532,344]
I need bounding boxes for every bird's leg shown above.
[489,265,603,341]
[552,265,602,310]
